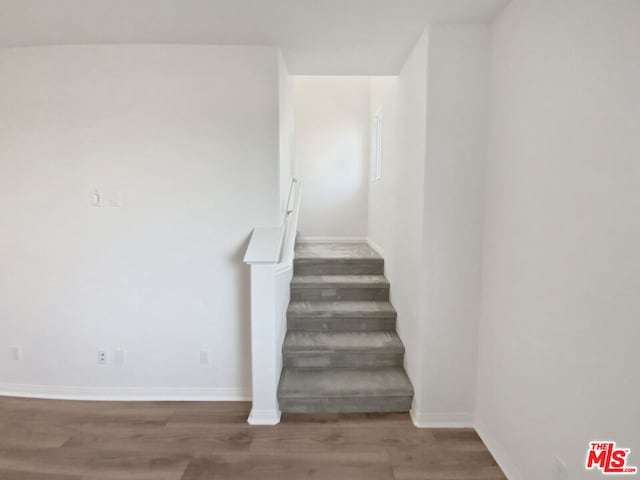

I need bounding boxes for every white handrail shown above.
[278,177,302,267]
[286,177,297,214]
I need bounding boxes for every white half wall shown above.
[294,76,370,237]
[477,0,640,478]
[0,44,281,398]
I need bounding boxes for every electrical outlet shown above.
[115,349,126,365]
[11,345,22,361]
[97,350,109,365]
[554,456,568,480]
[200,350,211,364]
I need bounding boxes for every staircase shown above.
[277,242,414,413]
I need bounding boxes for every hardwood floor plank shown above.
[180,452,395,480]
[389,446,504,480]
[166,401,250,425]
[0,420,70,448]
[61,424,254,455]
[249,423,436,454]
[0,397,177,417]
[0,469,81,480]
[0,445,189,480]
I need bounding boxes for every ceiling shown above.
[0,0,510,74]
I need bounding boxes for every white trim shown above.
[0,383,251,402]
[410,409,474,428]
[475,420,524,480]
[247,408,281,425]
[366,238,385,257]
[296,236,367,243]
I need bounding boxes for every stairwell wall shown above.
[368,29,429,421]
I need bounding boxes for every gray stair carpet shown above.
[278,242,414,413]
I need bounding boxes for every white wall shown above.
[419,24,489,424]
[368,30,429,420]
[368,26,489,427]
[0,44,282,399]
[294,76,370,238]
[476,1,640,478]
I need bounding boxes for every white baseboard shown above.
[410,409,474,428]
[366,238,385,257]
[475,420,524,480]
[297,236,367,243]
[0,383,251,402]
[247,408,281,425]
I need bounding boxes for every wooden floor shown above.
[0,396,506,480]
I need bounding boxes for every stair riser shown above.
[287,317,396,332]
[279,396,413,414]
[294,261,384,276]
[284,352,404,368]
[291,287,389,302]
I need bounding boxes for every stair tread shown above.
[288,301,396,317]
[284,331,404,352]
[295,242,381,261]
[291,275,389,288]
[278,367,414,398]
